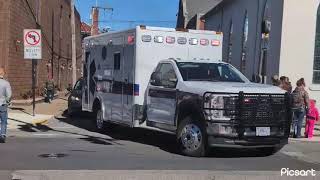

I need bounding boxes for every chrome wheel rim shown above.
[96,110,103,129]
[181,123,202,151]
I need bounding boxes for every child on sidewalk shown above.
[305,99,319,138]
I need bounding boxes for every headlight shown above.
[204,94,236,121]
[70,96,80,101]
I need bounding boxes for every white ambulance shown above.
[81,26,291,157]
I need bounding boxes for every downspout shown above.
[252,0,260,81]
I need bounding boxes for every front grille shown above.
[240,94,287,125]
[203,92,291,139]
[203,92,290,125]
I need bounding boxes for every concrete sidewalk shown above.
[10,170,320,180]
[7,113,53,129]
[289,121,320,142]
[7,97,68,130]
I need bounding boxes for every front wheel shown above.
[177,116,208,157]
[95,109,105,132]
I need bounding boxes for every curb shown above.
[289,138,320,143]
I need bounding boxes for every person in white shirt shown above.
[0,68,12,143]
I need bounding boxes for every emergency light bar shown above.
[140,34,221,47]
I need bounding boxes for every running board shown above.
[134,120,176,135]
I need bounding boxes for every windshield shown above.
[176,62,249,83]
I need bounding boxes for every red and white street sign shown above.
[24,29,42,59]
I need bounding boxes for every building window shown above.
[102,46,107,60]
[114,53,121,70]
[313,5,320,84]
[227,21,233,63]
[241,12,249,73]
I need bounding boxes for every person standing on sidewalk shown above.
[291,78,309,138]
[305,99,319,138]
[0,68,12,143]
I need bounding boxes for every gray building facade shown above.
[177,0,320,107]
[201,0,284,83]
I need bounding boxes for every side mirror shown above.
[67,87,73,92]
[150,72,162,86]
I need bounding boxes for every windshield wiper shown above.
[188,79,220,82]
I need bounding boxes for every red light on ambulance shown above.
[200,39,209,46]
[166,36,175,44]
[211,40,220,46]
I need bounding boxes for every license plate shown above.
[256,127,270,136]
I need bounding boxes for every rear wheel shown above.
[177,116,207,157]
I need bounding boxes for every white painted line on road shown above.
[48,127,78,129]
[32,133,60,136]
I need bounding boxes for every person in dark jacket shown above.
[291,78,309,138]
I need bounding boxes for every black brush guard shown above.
[203,91,292,140]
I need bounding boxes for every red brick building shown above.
[0,0,82,99]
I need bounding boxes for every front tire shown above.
[67,106,74,117]
[177,116,208,157]
[95,108,105,132]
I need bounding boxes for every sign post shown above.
[24,29,42,116]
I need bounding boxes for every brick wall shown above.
[0,1,10,73]
[2,0,82,99]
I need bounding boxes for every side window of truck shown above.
[159,63,177,88]
[114,53,121,70]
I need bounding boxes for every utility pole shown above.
[71,0,77,86]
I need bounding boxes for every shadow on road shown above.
[9,106,33,116]
[56,110,180,155]
[10,116,121,146]
[54,110,274,158]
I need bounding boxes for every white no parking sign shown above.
[24,29,42,59]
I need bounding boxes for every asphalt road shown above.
[1,113,320,171]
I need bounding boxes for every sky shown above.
[75,0,180,31]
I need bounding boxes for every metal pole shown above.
[32,59,36,116]
[51,11,54,80]
[71,0,77,86]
